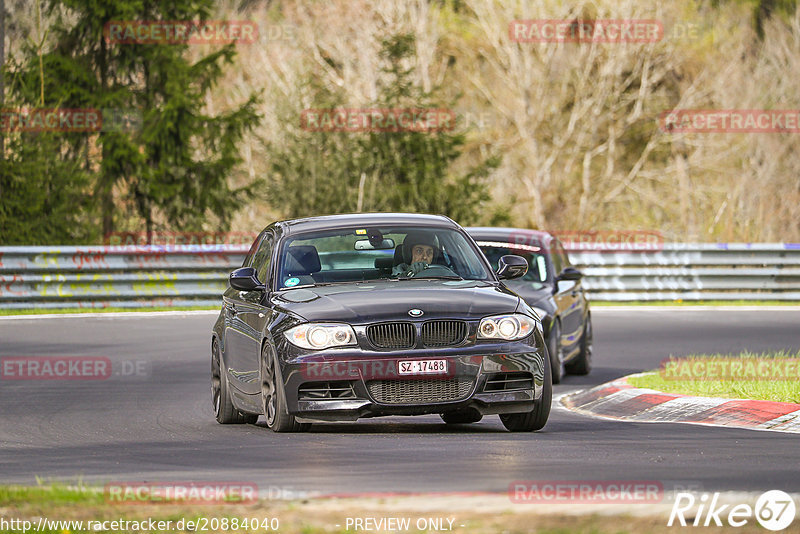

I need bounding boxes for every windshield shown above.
[476,242,550,287]
[276,226,492,289]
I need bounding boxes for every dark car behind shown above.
[467,227,593,383]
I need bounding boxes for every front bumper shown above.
[280,340,547,422]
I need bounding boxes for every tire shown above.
[440,409,483,424]
[499,351,552,432]
[548,320,564,384]
[565,314,592,376]
[212,338,257,424]
[260,343,310,433]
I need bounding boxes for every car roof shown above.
[272,213,459,236]
[465,227,555,246]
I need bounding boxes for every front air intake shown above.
[482,372,534,392]
[367,378,474,404]
[298,381,357,400]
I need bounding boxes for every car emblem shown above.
[408,309,424,317]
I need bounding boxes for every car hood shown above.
[502,281,553,309]
[272,279,521,323]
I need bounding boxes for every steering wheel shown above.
[410,264,459,278]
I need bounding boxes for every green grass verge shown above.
[0,306,218,316]
[0,483,103,506]
[0,484,683,534]
[627,350,800,403]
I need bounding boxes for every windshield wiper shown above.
[397,275,464,281]
[278,280,382,290]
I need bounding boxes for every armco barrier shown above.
[0,243,798,308]
[569,243,800,301]
[0,245,247,309]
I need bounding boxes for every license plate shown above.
[398,359,448,375]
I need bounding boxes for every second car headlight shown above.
[478,314,537,341]
[284,323,357,350]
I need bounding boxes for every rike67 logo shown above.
[669,490,796,531]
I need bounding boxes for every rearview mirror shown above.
[229,267,265,291]
[556,266,583,281]
[355,238,395,250]
[496,255,528,280]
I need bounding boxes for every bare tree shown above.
[208,0,800,242]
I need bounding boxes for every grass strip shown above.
[627,350,800,403]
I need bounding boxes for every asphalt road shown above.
[1,308,799,495]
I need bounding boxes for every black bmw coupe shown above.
[212,213,551,432]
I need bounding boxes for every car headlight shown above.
[284,323,357,350]
[478,314,537,341]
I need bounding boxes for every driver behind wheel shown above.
[392,232,438,277]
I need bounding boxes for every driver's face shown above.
[412,244,434,264]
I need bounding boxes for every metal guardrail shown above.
[570,243,800,301]
[0,246,247,309]
[0,243,798,308]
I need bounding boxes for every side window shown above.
[242,233,264,268]
[253,235,274,284]
[558,240,572,268]
[553,239,570,271]
[550,240,563,276]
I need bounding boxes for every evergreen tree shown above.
[2,0,260,243]
[0,133,98,245]
[268,33,500,225]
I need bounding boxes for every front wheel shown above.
[565,315,592,376]
[261,343,310,433]
[212,338,257,424]
[499,353,552,432]
[548,321,564,384]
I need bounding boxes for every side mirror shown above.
[556,266,583,281]
[496,255,528,280]
[229,267,265,291]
